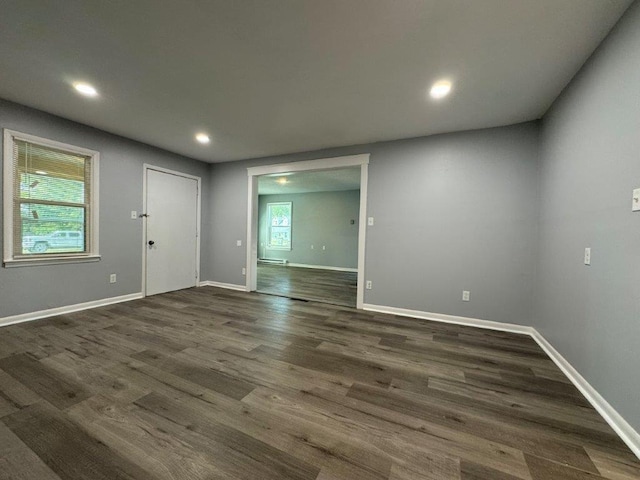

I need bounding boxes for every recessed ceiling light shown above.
[195,133,210,144]
[277,177,288,185]
[429,80,452,99]
[73,82,98,97]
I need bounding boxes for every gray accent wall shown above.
[258,191,360,268]
[0,99,211,318]
[535,0,640,431]
[208,122,540,325]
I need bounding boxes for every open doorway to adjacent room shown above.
[257,168,360,307]
[246,155,369,309]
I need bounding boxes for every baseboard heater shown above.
[258,258,288,265]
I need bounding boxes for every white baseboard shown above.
[530,329,640,459]
[0,292,144,328]
[199,280,248,291]
[362,303,533,335]
[288,263,358,273]
[362,302,640,459]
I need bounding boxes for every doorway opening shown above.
[246,154,369,309]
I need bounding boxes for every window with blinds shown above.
[3,130,100,264]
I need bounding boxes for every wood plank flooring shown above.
[257,264,357,307]
[0,286,639,480]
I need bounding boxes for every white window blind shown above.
[3,130,100,265]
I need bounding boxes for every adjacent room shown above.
[0,1,639,479]
[256,167,361,307]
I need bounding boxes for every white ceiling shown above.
[258,167,361,195]
[0,1,633,163]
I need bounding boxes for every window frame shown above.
[3,129,100,267]
[266,201,292,251]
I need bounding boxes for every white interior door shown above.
[145,168,199,296]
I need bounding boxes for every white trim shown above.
[356,162,368,309]
[362,301,640,459]
[362,303,533,335]
[247,154,370,177]
[0,292,143,328]
[142,164,202,296]
[530,329,640,459]
[3,129,100,266]
[247,175,259,292]
[199,281,248,291]
[3,130,11,263]
[287,263,357,273]
[3,255,101,268]
[246,153,369,308]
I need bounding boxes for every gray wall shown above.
[0,99,212,318]
[535,0,640,431]
[208,122,540,325]
[258,191,360,268]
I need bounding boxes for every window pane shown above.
[266,202,292,249]
[16,140,88,204]
[19,172,85,204]
[269,226,290,248]
[18,203,85,255]
[269,204,291,226]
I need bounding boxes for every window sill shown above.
[3,255,101,268]
[266,246,292,251]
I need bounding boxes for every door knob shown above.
[148,240,155,246]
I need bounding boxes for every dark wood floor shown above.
[257,264,357,307]
[0,287,639,480]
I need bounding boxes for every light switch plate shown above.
[633,187,640,212]
[584,247,591,265]
[131,210,137,219]
[367,217,374,226]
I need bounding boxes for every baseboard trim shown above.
[362,302,639,459]
[0,292,144,328]
[362,303,533,335]
[285,263,358,273]
[530,329,640,459]
[199,281,248,291]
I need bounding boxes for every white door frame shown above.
[246,154,370,309]
[142,164,202,296]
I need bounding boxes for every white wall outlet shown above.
[367,217,374,226]
[366,280,373,290]
[462,290,470,301]
[322,245,326,250]
[109,274,117,284]
[311,245,314,249]
[131,210,137,219]
[584,247,591,265]
[236,240,242,247]
[633,187,640,212]
[242,267,246,275]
